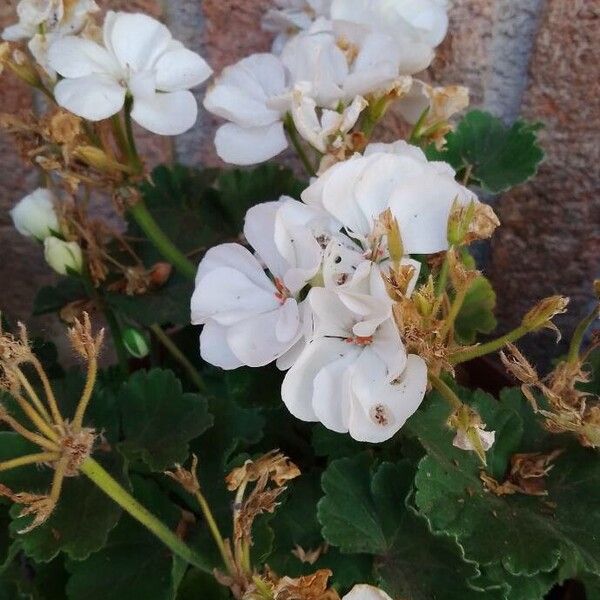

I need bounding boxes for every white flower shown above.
[191,198,332,369]
[44,237,83,275]
[290,86,367,153]
[2,0,98,42]
[281,18,410,104]
[203,53,289,165]
[343,584,394,600]
[263,0,333,54]
[2,0,99,77]
[330,0,449,74]
[10,188,59,241]
[302,140,478,255]
[47,11,212,135]
[282,285,427,443]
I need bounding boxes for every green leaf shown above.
[176,569,229,600]
[118,369,213,471]
[473,563,557,600]
[269,471,373,590]
[426,110,544,193]
[311,425,367,460]
[410,387,600,577]
[66,476,181,600]
[33,279,86,317]
[9,451,125,563]
[455,276,497,344]
[318,455,486,599]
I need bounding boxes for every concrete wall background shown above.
[0,0,598,363]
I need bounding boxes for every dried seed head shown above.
[226,451,300,492]
[0,486,56,533]
[165,455,201,495]
[522,296,569,340]
[68,312,105,362]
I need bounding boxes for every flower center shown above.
[274,278,290,305]
[345,335,374,346]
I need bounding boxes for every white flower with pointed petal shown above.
[282,286,427,442]
[453,426,496,453]
[191,198,335,370]
[203,53,289,165]
[343,584,394,600]
[302,140,478,255]
[47,11,212,135]
[331,0,449,74]
[10,188,59,241]
[291,85,367,152]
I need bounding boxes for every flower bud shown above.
[44,237,83,275]
[10,188,60,241]
[73,146,133,174]
[447,198,475,246]
[522,296,569,338]
[122,328,150,359]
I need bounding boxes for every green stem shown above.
[449,324,532,365]
[284,116,317,177]
[428,373,463,411]
[124,96,143,174]
[150,324,206,393]
[110,114,129,162]
[567,307,599,364]
[435,251,451,297]
[441,285,468,341]
[81,457,206,569]
[128,201,197,280]
[193,489,233,573]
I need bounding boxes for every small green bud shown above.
[122,328,150,359]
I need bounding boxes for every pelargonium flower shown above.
[262,0,332,53]
[203,53,289,165]
[2,0,99,77]
[282,284,427,442]
[191,198,334,370]
[330,0,449,74]
[47,11,212,135]
[302,140,479,255]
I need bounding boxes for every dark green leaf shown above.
[118,369,213,471]
[33,279,86,317]
[427,110,544,193]
[66,476,181,600]
[318,455,486,599]
[455,276,497,344]
[410,387,600,577]
[10,451,125,563]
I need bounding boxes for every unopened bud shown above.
[10,188,60,241]
[379,209,404,266]
[0,43,42,88]
[522,296,569,338]
[122,327,150,359]
[447,198,476,246]
[73,146,133,174]
[44,237,83,276]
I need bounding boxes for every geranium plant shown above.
[0,1,598,599]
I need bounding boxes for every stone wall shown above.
[0,0,598,362]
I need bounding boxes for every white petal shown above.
[371,318,407,381]
[312,352,355,433]
[191,266,278,326]
[155,47,212,92]
[276,298,301,343]
[243,202,289,279]
[199,321,244,370]
[203,53,287,127]
[214,122,288,165]
[48,36,119,78]
[308,287,355,338]
[131,90,198,136]
[348,353,427,443]
[54,74,126,121]
[107,11,172,72]
[364,140,427,161]
[281,337,352,422]
[195,243,274,289]
[343,584,394,600]
[226,304,301,367]
[389,176,476,254]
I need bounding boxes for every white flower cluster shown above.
[203,0,462,166]
[3,3,213,136]
[192,141,481,442]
